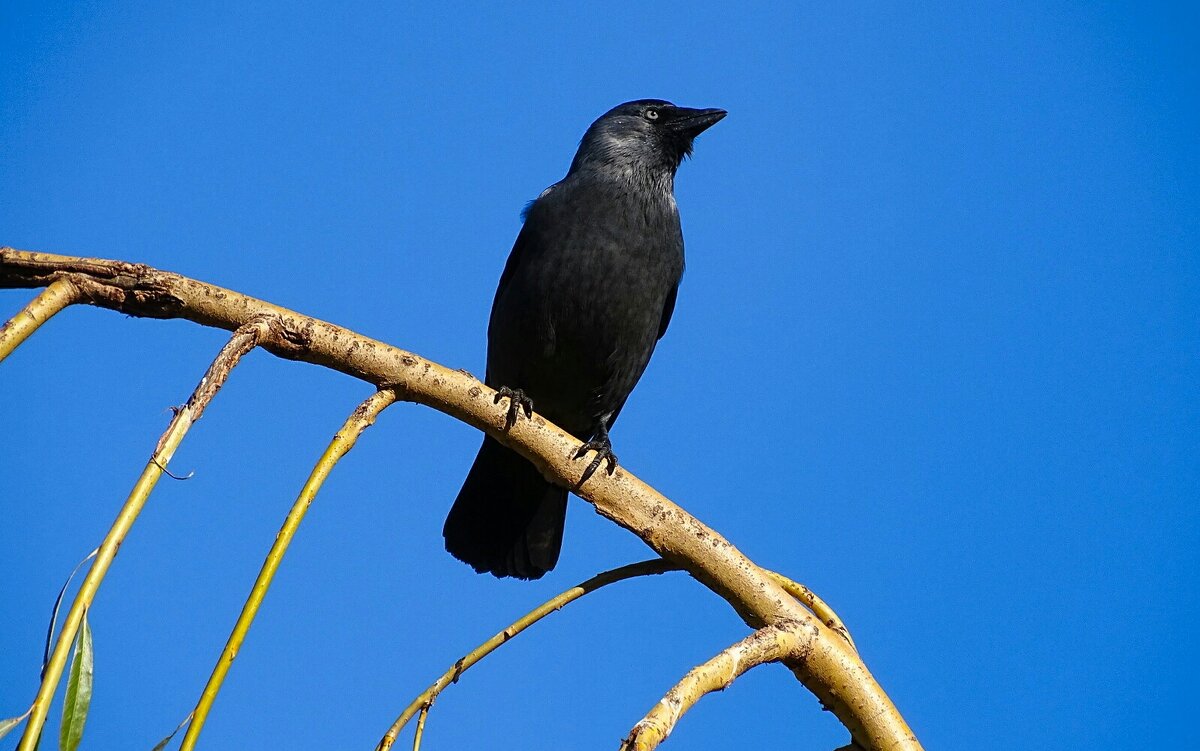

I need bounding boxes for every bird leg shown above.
[493,386,533,430]
[573,420,618,488]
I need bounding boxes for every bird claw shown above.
[573,437,618,488]
[493,386,533,430]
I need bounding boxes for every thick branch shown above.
[1,247,920,751]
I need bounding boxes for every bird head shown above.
[569,99,726,181]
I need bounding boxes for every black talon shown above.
[572,422,618,488]
[493,386,533,430]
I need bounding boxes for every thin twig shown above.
[411,704,430,751]
[179,388,398,751]
[151,458,195,481]
[16,319,269,751]
[0,279,80,363]
[375,559,680,751]
[763,569,857,653]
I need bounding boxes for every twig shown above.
[179,388,398,751]
[763,569,857,653]
[620,624,812,751]
[0,279,80,363]
[151,458,195,481]
[15,319,269,751]
[410,704,429,751]
[375,559,679,751]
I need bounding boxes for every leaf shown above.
[0,709,31,740]
[43,548,99,678]
[59,613,94,751]
[149,731,175,751]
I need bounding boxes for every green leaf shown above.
[43,548,98,678]
[0,709,31,740]
[59,613,94,751]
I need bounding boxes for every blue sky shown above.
[2,2,1197,749]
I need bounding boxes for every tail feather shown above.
[444,437,567,580]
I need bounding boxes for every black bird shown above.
[444,99,725,579]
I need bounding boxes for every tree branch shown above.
[620,624,811,751]
[410,705,429,751]
[376,559,679,751]
[764,569,857,653]
[180,389,398,750]
[1,247,921,751]
[0,279,80,362]
[14,316,269,751]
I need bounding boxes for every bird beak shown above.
[666,107,727,137]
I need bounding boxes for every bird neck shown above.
[570,160,677,199]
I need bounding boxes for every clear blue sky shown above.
[2,2,1197,749]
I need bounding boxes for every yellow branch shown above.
[179,389,397,751]
[410,705,429,751]
[1,248,922,751]
[0,279,80,363]
[621,624,811,751]
[764,569,857,653]
[16,319,268,751]
[376,559,679,751]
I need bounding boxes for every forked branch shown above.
[1,248,921,751]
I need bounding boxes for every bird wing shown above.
[494,223,532,305]
[657,283,678,340]
[486,218,544,387]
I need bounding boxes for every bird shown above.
[443,99,725,580]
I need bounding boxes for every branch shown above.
[0,279,80,362]
[14,316,269,751]
[1,248,921,751]
[620,624,810,751]
[764,569,857,653]
[410,705,429,751]
[376,559,679,751]
[179,389,398,751]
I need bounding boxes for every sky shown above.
[1,2,1197,750]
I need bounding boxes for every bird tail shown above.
[443,437,567,580]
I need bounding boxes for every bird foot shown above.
[493,386,533,430]
[573,437,618,488]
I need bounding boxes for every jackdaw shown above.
[443,99,726,579]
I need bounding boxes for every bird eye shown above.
[644,108,659,121]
